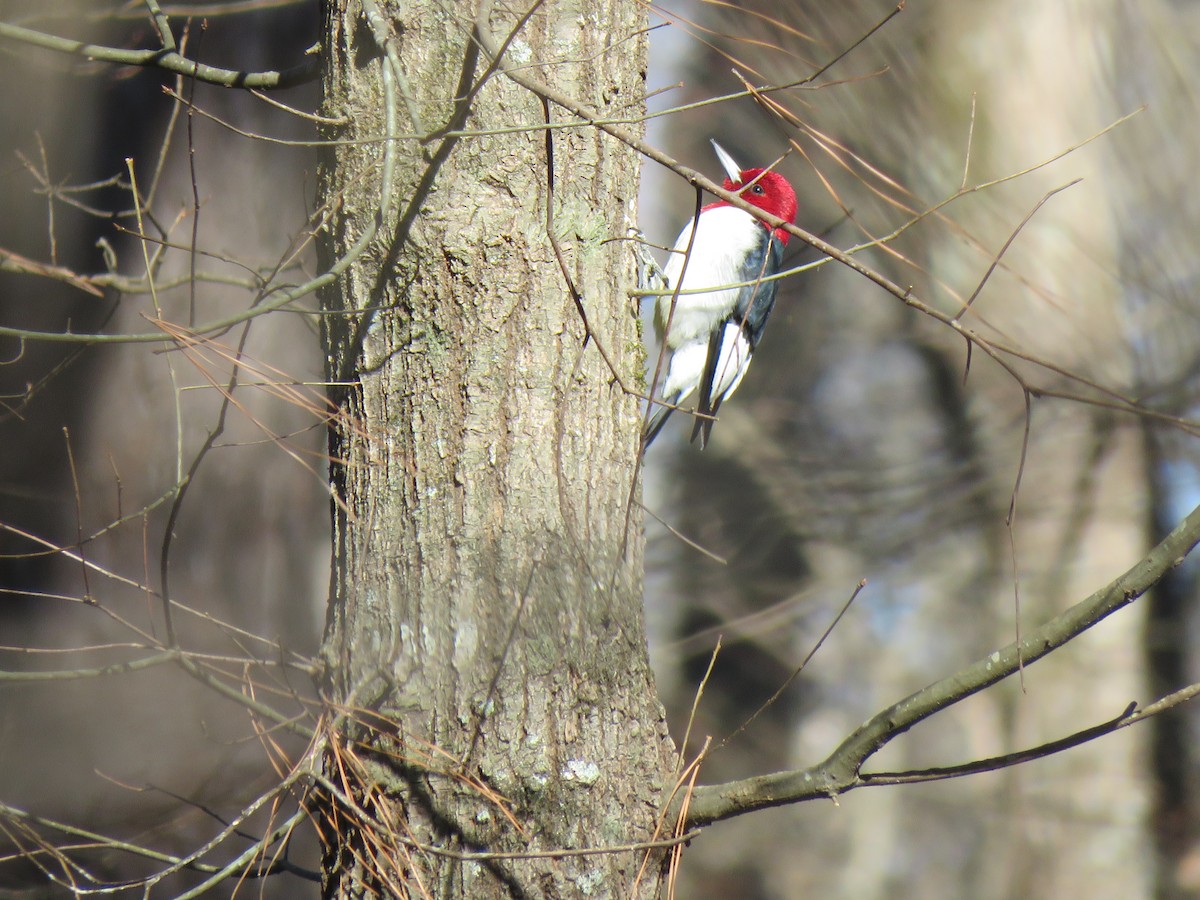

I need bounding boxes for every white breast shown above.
[655,205,761,347]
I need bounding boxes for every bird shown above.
[643,140,798,449]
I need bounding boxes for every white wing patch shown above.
[653,205,760,408]
[655,206,762,347]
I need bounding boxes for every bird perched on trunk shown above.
[644,141,798,449]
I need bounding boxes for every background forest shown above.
[2,1,1199,898]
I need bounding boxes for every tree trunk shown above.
[315,1,673,896]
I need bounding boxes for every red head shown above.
[725,169,798,245]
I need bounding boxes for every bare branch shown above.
[0,19,318,90]
[680,500,1200,827]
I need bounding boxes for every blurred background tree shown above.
[1,1,1199,898]
[643,2,1200,898]
[0,2,328,894]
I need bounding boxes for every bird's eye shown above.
[751,184,765,195]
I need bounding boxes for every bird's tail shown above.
[642,401,675,450]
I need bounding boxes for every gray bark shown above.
[315,2,674,896]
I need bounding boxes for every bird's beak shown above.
[710,139,743,182]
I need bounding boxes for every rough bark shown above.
[315,1,673,896]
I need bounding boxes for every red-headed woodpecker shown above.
[644,141,798,449]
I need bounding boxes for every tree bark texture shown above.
[316,1,673,897]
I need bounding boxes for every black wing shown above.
[689,236,784,448]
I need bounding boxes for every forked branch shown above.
[679,501,1200,827]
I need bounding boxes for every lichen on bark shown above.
[315,2,674,896]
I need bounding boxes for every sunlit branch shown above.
[680,501,1200,826]
[0,20,318,89]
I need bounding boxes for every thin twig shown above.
[721,579,866,748]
